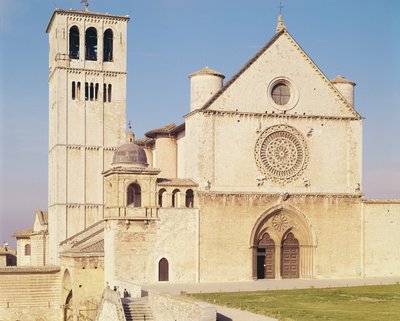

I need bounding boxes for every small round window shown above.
[271,83,290,105]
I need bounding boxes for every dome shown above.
[112,141,148,167]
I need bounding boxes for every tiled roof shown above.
[135,136,155,146]
[157,178,198,187]
[189,66,225,79]
[145,123,177,138]
[12,227,33,238]
[81,240,104,253]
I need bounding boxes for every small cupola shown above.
[112,131,148,168]
[331,75,356,107]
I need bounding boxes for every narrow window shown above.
[172,189,180,208]
[103,29,113,62]
[103,84,107,102]
[24,244,31,256]
[127,183,141,207]
[108,84,112,102]
[77,82,81,100]
[95,83,99,101]
[85,82,89,100]
[185,189,194,208]
[90,83,94,101]
[85,27,97,61]
[69,26,79,59]
[72,81,76,100]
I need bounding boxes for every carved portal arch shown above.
[250,204,316,279]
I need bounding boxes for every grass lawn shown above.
[193,284,400,321]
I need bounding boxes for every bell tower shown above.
[46,9,129,263]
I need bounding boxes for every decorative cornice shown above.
[197,109,361,121]
[198,191,363,199]
[49,66,125,81]
[0,266,60,274]
[49,144,117,153]
[46,9,129,33]
[363,199,400,204]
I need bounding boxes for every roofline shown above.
[196,29,361,120]
[46,9,130,33]
[199,29,285,111]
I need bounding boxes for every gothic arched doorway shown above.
[256,233,275,279]
[281,232,299,279]
[250,206,316,279]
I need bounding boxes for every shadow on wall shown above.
[217,313,233,321]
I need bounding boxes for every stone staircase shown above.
[122,297,154,321]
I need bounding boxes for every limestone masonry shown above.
[0,7,399,321]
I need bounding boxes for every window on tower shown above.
[103,29,113,62]
[72,81,76,100]
[69,26,80,59]
[85,27,97,61]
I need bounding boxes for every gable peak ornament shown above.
[276,15,286,33]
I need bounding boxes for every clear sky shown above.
[0,0,399,246]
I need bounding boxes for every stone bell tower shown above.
[46,8,129,263]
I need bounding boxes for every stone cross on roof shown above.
[278,1,284,15]
[81,0,89,12]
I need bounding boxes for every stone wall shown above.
[363,201,400,277]
[0,266,61,321]
[148,291,216,321]
[95,287,125,321]
[105,207,199,285]
[198,193,363,281]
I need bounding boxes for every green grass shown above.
[192,284,400,321]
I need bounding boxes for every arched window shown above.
[85,27,97,61]
[24,244,31,256]
[158,258,169,282]
[172,189,180,208]
[127,183,141,207]
[69,26,80,59]
[103,29,113,62]
[158,188,167,207]
[185,189,194,208]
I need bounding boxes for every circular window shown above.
[267,78,299,111]
[271,83,290,105]
[255,125,308,184]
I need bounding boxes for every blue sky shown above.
[0,0,399,246]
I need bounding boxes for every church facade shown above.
[1,7,399,321]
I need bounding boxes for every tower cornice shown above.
[46,9,130,33]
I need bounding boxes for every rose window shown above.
[255,125,308,184]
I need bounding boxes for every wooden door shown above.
[257,233,275,279]
[281,232,299,279]
[158,258,169,281]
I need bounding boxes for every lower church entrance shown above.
[255,231,300,279]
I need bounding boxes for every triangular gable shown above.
[200,29,361,119]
